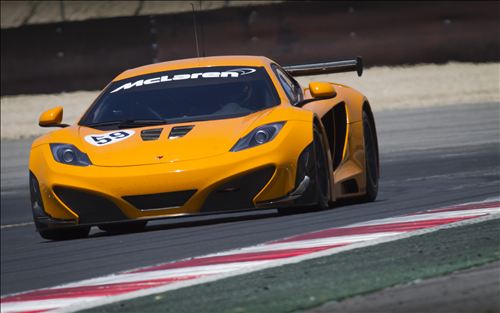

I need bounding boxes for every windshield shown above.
[79,66,280,129]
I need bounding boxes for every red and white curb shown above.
[2,198,499,313]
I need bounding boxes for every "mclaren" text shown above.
[110,69,256,93]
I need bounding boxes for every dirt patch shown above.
[1,90,97,139]
[1,62,498,139]
[296,62,500,111]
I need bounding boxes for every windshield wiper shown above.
[84,119,168,129]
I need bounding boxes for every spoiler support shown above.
[283,56,363,77]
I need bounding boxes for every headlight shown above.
[231,122,285,152]
[50,144,92,166]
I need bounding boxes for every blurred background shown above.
[2,4,500,312]
[1,0,499,95]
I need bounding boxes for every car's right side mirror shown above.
[39,106,68,127]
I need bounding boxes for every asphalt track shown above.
[1,102,499,297]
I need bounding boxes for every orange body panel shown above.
[29,55,373,227]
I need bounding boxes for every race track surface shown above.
[1,102,499,296]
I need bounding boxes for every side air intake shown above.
[169,125,194,139]
[141,128,163,141]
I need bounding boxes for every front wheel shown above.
[278,125,329,214]
[312,126,330,209]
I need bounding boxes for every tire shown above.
[278,125,329,214]
[312,126,330,209]
[38,226,90,241]
[98,220,147,234]
[361,110,379,202]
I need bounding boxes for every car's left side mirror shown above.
[39,106,69,128]
[297,82,336,107]
[309,82,336,99]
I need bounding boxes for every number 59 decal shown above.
[84,130,135,146]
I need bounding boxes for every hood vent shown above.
[141,128,163,141]
[169,125,194,139]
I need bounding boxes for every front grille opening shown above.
[169,125,194,139]
[30,171,48,218]
[123,190,197,211]
[141,128,163,141]
[341,179,359,194]
[53,187,127,224]
[201,166,275,212]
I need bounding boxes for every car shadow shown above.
[39,198,387,242]
[88,198,387,239]
[88,209,283,238]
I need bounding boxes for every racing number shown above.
[90,131,130,145]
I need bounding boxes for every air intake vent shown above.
[169,125,194,139]
[141,128,163,141]
[123,190,197,211]
[54,187,128,224]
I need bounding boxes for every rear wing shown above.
[283,56,363,77]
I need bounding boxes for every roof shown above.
[113,55,275,81]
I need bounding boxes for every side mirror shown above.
[309,82,336,98]
[296,82,336,107]
[39,106,68,128]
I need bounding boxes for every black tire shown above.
[278,125,329,214]
[361,110,379,202]
[98,221,147,234]
[38,226,90,241]
[312,126,330,209]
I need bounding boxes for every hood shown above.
[78,110,273,167]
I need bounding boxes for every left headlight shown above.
[231,122,285,152]
[50,144,92,166]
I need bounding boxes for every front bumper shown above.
[29,121,313,226]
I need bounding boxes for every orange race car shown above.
[29,55,379,240]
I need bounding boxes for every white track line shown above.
[62,261,272,288]
[348,208,498,227]
[0,222,34,229]
[55,233,402,288]
[205,232,402,257]
[2,297,101,313]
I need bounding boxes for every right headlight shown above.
[230,122,285,152]
[50,143,92,166]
